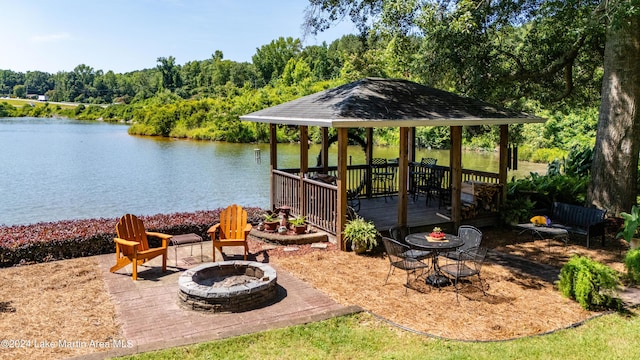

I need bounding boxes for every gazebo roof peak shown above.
[240,77,545,128]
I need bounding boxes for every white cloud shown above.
[30,32,71,43]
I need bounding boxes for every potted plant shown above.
[343,216,379,254]
[289,215,307,234]
[618,205,640,249]
[262,212,279,232]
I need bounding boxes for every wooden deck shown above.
[355,195,453,234]
[355,194,500,234]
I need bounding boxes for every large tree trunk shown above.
[587,12,640,215]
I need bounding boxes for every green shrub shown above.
[128,123,158,136]
[499,197,535,225]
[547,146,593,178]
[516,144,534,162]
[618,205,640,244]
[506,172,588,207]
[343,217,379,253]
[624,249,640,284]
[530,148,567,163]
[557,255,622,311]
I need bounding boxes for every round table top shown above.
[405,233,464,251]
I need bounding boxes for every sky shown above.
[0,0,357,74]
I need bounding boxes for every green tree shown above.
[0,70,24,96]
[13,84,26,98]
[304,0,640,214]
[300,43,338,80]
[157,56,182,92]
[73,64,97,100]
[588,2,640,214]
[25,71,53,95]
[252,37,302,85]
[228,61,258,88]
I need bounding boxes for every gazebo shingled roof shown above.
[240,78,544,127]
[239,78,546,249]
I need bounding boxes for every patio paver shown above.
[72,240,360,359]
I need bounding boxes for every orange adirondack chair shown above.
[208,204,251,261]
[110,214,171,280]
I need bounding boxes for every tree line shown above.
[0,36,363,104]
[0,30,600,160]
[2,0,636,215]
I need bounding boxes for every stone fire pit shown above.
[178,261,278,313]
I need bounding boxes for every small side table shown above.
[405,233,464,287]
[169,233,203,265]
[515,223,569,250]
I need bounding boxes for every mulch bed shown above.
[257,226,630,341]
[0,257,120,360]
[0,225,632,360]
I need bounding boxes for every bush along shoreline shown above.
[0,207,265,267]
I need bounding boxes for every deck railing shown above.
[272,169,338,234]
[274,164,500,234]
[272,170,301,214]
[303,178,337,233]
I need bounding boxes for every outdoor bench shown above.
[546,202,607,248]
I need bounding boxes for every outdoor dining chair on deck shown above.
[414,167,445,206]
[382,236,431,293]
[371,158,394,200]
[440,246,488,301]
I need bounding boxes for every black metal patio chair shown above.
[440,246,488,302]
[389,225,432,261]
[414,167,445,206]
[442,225,483,261]
[382,236,431,293]
[371,158,394,200]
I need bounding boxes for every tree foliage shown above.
[303,0,640,214]
[252,37,303,85]
[3,4,639,212]
[305,0,606,107]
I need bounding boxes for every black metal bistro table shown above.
[405,233,464,287]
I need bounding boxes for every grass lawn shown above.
[1,98,77,109]
[115,311,640,360]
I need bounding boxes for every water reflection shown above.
[0,118,546,226]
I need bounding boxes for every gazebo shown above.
[241,78,545,249]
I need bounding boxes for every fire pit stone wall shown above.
[178,261,278,313]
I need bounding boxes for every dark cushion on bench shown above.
[549,202,606,248]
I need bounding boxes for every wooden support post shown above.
[408,127,416,163]
[397,127,409,226]
[365,128,374,198]
[299,126,309,217]
[366,128,374,163]
[337,128,348,250]
[321,127,329,173]
[269,123,278,211]
[450,126,463,228]
[499,125,509,203]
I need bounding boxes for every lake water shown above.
[0,117,546,226]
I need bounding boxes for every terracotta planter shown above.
[293,225,307,234]
[263,221,279,232]
[351,242,367,254]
